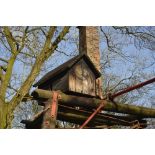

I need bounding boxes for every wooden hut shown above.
[33,53,101,97]
[21,26,102,129]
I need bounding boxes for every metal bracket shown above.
[51,91,59,118]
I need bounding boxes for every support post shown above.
[42,91,58,129]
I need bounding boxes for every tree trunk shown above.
[2,27,70,129]
[32,89,155,118]
[0,103,9,128]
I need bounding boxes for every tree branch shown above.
[0,57,8,63]
[18,26,29,53]
[3,27,17,54]
[7,27,70,128]
[52,27,70,47]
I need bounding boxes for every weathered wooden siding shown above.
[69,60,96,96]
[52,74,69,92]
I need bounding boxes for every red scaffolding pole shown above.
[110,77,155,99]
[79,77,155,129]
[79,101,106,129]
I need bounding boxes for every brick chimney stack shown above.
[79,26,101,72]
[79,26,103,98]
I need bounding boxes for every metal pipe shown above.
[79,102,105,129]
[111,77,155,99]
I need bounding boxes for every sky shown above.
[10,26,155,107]
[0,0,155,154]
[1,26,155,128]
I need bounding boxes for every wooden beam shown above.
[32,89,155,118]
[21,103,147,128]
[58,105,147,128]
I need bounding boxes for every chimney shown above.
[79,26,103,98]
[79,26,101,71]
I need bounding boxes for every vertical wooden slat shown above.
[75,62,83,93]
[69,59,96,96]
[69,69,76,92]
[82,60,95,96]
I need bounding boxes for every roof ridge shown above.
[33,53,101,87]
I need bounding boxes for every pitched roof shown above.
[33,53,101,87]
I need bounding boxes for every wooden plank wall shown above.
[69,60,96,96]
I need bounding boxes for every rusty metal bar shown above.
[79,101,106,129]
[44,91,59,129]
[51,92,58,118]
[110,77,155,99]
[59,104,148,128]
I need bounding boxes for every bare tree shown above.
[0,26,70,128]
[1,26,155,129]
[100,26,155,113]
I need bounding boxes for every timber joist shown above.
[32,89,155,118]
[25,88,155,128]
